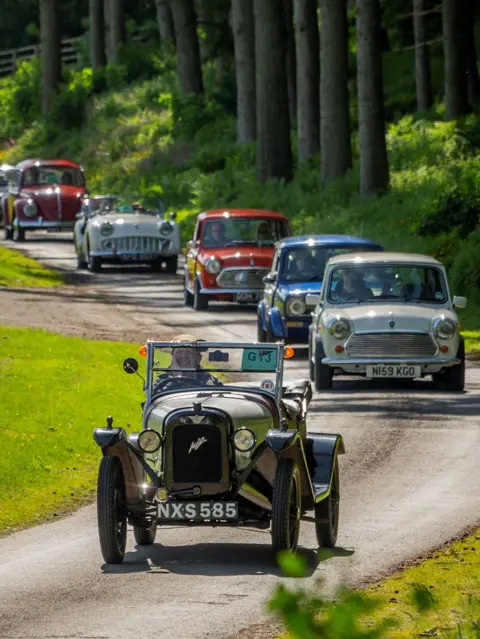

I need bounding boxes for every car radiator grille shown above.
[345,332,437,357]
[171,424,223,483]
[111,236,159,252]
[216,268,269,289]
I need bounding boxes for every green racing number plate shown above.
[241,347,278,371]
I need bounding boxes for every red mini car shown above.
[184,209,291,310]
[1,158,87,241]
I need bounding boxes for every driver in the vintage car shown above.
[152,334,223,393]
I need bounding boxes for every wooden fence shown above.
[0,37,81,77]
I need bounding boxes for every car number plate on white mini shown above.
[120,253,155,261]
[366,365,421,378]
[157,501,239,521]
[235,292,259,302]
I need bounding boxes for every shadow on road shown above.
[101,541,354,577]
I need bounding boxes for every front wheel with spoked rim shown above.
[97,456,127,564]
[315,457,340,548]
[271,458,301,553]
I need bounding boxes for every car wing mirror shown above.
[263,274,276,284]
[453,295,467,309]
[123,357,145,384]
[305,293,321,306]
[187,240,199,250]
[169,211,177,220]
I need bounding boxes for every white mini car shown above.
[74,196,181,273]
[307,252,467,391]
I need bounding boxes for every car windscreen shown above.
[326,264,448,304]
[148,343,283,397]
[202,218,288,248]
[22,165,85,187]
[280,245,380,283]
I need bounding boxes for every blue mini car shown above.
[257,235,384,344]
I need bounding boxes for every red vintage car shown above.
[184,209,291,310]
[1,158,87,241]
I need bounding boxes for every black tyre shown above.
[271,458,301,553]
[315,457,340,548]
[75,243,88,269]
[314,338,333,391]
[184,277,194,306]
[193,277,208,311]
[444,359,465,391]
[13,226,25,242]
[3,226,13,240]
[97,456,127,564]
[134,523,157,546]
[86,242,102,272]
[164,255,178,274]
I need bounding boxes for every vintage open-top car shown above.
[307,252,467,391]
[74,196,180,272]
[184,209,291,311]
[258,235,383,345]
[1,158,87,241]
[93,337,345,564]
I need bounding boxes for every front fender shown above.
[268,307,286,339]
[306,434,345,503]
[267,429,314,503]
[258,299,268,331]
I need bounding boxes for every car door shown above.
[185,217,201,291]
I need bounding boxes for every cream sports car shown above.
[74,196,180,273]
[307,252,467,391]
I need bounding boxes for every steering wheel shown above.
[153,375,211,394]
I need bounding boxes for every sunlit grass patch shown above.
[0,246,63,288]
[463,330,480,356]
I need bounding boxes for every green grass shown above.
[0,246,64,288]
[0,326,147,534]
[464,331,480,356]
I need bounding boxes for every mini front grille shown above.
[216,268,269,289]
[171,424,223,483]
[345,332,437,357]
[112,236,159,252]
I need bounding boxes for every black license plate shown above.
[235,292,259,302]
[157,501,239,521]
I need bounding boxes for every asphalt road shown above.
[1,232,479,639]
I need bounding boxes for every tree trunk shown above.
[231,0,256,142]
[104,0,126,65]
[170,0,204,96]
[320,0,352,180]
[356,0,389,195]
[40,0,61,117]
[284,0,297,125]
[293,0,320,163]
[89,0,106,70]
[413,0,433,110]
[443,0,469,120]
[195,0,215,60]
[155,0,175,46]
[466,1,480,106]
[254,0,293,183]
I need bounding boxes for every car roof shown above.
[327,251,443,266]
[198,209,289,221]
[276,234,383,249]
[16,159,82,170]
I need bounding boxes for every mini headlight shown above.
[327,316,351,339]
[433,317,456,340]
[286,296,306,316]
[205,257,221,274]
[159,221,173,236]
[233,428,256,452]
[138,429,162,453]
[100,222,114,236]
[23,200,37,217]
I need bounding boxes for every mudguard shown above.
[257,300,268,332]
[267,429,315,503]
[268,307,286,339]
[266,428,297,452]
[306,434,345,503]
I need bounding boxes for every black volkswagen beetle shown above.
[93,338,345,564]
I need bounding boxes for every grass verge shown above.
[0,326,145,535]
[463,331,480,357]
[0,246,64,288]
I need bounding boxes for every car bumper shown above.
[322,356,461,374]
[283,319,312,344]
[199,286,263,302]
[90,249,177,259]
[16,219,75,230]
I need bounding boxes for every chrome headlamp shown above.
[233,428,256,452]
[23,199,37,217]
[327,315,352,340]
[138,429,163,453]
[433,316,456,340]
[100,221,114,236]
[286,296,306,316]
[205,257,221,274]
[159,221,173,236]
